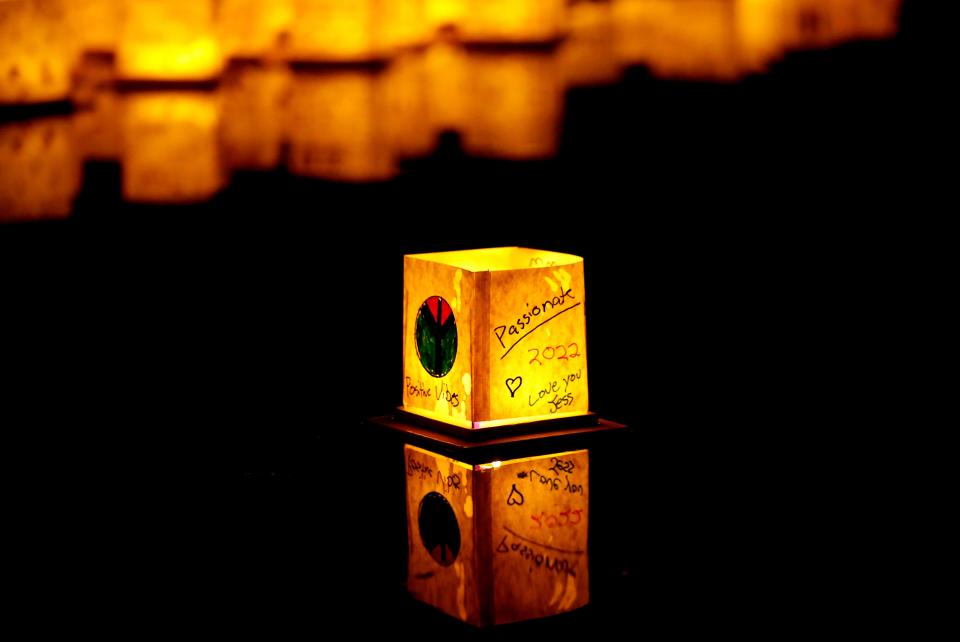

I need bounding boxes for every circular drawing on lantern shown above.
[418,491,461,566]
[415,296,457,378]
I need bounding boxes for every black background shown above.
[0,2,931,636]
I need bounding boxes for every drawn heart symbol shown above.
[505,376,523,398]
[506,484,524,506]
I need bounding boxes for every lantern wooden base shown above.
[369,414,628,628]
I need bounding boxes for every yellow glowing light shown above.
[218,0,293,60]
[403,248,589,428]
[117,0,222,81]
[0,0,75,104]
[220,64,290,171]
[461,51,563,160]
[381,0,429,51]
[285,70,396,182]
[424,41,469,137]
[406,445,590,626]
[0,116,80,222]
[462,0,567,44]
[287,0,385,62]
[121,92,223,203]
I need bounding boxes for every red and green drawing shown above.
[415,296,457,378]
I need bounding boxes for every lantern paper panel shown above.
[117,0,222,81]
[559,1,623,89]
[406,445,589,626]
[0,0,75,104]
[220,64,291,171]
[286,70,396,182]
[462,0,567,44]
[74,89,120,162]
[287,0,384,63]
[121,92,224,203]
[0,116,80,222]
[66,0,119,56]
[218,0,293,60]
[461,51,563,160]
[403,248,588,428]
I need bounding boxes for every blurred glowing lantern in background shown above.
[220,64,291,171]
[405,445,590,625]
[383,52,436,161]
[218,0,293,61]
[462,0,567,44]
[403,247,589,428]
[0,116,80,222]
[117,0,222,81]
[381,0,429,52]
[121,92,223,203]
[287,0,385,63]
[0,0,75,104]
[612,0,743,82]
[74,88,120,162]
[66,0,118,56]
[424,41,469,138]
[559,0,622,89]
[285,70,396,182]
[425,0,466,34]
[462,51,562,160]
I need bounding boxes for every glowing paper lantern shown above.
[74,88,120,162]
[0,0,75,104]
[559,0,622,89]
[120,92,223,203]
[287,0,385,63]
[218,0,293,60]
[0,116,80,222]
[461,51,562,160]
[116,0,222,81]
[220,64,290,171]
[462,0,567,44]
[403,248,589,429]
[405,444,589,625]
[285,70,396,182]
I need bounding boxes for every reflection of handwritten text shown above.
[496,528,581,577]
[522,469,584,495]
[530,508,583,529]
[407,454,432,480]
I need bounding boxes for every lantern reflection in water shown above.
[0,0,74,104]
[286,70,396,182]
[218,0,292,61]
[0,116,80,221]
[220,64,291,171]
[559,0,622,89]
[462,51,562,160]
[117,0,222,81]
[462,0,567,44]
[121,92,223,203]
[287,0,385,63]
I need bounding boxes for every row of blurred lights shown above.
[1,0,901,221]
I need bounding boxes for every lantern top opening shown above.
[406,247,582,272]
